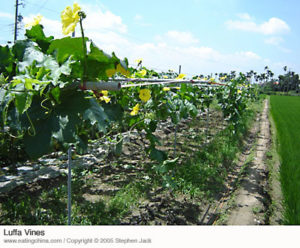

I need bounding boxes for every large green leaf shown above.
[52,114,80,144]
[48,37,87,63]
[83,98,109,132]
[56,90,91,116]
[25,24,54,53]
[85,43,117,80]
[102,102,123,122]
[23,114,60,159]
[88,42,111,63]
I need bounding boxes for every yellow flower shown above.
[139,89,151,102]
[176,74,186,80]
[140,69,147,77]
[117,63,130,77]
[25,14,43,28]
[209,77,215,82]
[106,64,130,77]
[237,90,242,94]
[99,90,111,103]
[61,3,81,35]
[175,87,181,90]
[203,77,208,81]
[163,87,170,91]
[163,75,168,79]
[130,104,140,116]
[105,68,116,77]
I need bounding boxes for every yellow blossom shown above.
[163,87,170,91]
[163,75,168,79]
[140,69,147,77]
[176,74,186,80]
[105,68,116,77]
[117,63,130,77]
[209,77,215,82]
[237,90,242,94]
[130,104,140,116]
[203,77,208,81]
[99,90,111,103]
[61,3,81,35]
[25,14,43,28]
[175,87,181,90]
[139,89,151,102]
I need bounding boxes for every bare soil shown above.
[224,99,272,225]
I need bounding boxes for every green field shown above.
[270,95,300,224]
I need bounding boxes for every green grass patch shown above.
[270,95,300,224]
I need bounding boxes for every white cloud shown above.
[78,3,127,34]
[156,30,199,46]
[226,17,290,35]
[264,36,284,46]
[260,18,290,35]
[264,36,291,53]
[166,31,199,44]
[237,13,252,20]
[238,51,261,60]
[0,12,13,19]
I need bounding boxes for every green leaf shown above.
[83,98,109,132]
[149,120,157,132]
[24,114,59,159]
[52,90,91,144]
[180,83,188,94]
[56,90,91,116]
[114,138,123,157]
[0,45,14,76]
[51,87,61,103]
[102,103,123,122]
[48,37,88,63]
[150,147,167,162]
[24,78,33,90]
[85,42,120,80]
[25,24,54,53]
[162,158,179,169]
[15,92,32,114]
[89,42,110,63]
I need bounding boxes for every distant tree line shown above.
[261,66,300,94]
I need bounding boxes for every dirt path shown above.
[226,99,270,225]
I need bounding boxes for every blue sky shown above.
[1,0,299,77]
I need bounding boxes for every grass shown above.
[270,95,300,224]
[0,168,144,225]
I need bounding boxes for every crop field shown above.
[1,2,298,227]
[270,95,300,224]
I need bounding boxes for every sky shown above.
[1,0,299,78]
